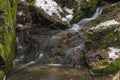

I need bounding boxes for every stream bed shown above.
[5,2,120,80]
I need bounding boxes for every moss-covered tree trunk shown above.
[0,0,17,79]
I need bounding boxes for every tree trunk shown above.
[0,0,17,79]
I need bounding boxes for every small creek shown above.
[6,5,111,80]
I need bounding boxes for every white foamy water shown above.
[3,76,6,80]
[13,55,24,66]
[46,64,62,66]
[18,61,36,69]
[78,7,102,26]
[69,24,81,32]
[68,7,103,32]
[39,53,43,58]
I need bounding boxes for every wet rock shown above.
[17,23,32,30]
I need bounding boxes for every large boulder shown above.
[21,0,98,27]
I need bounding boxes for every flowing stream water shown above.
[6,6,104,80]
[35,7,103,65]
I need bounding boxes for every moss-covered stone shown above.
[0,0,17,79]
[91,59,120,74]
[27,0,98,27]
[85,24,120,74]
[84,2,120,75]
[85,24,120,50]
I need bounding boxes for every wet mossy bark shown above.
[0,0,17,79]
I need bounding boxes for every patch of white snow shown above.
[35,0,63,18]
[35,0,74,24]
[91,20,120,29]
[66,14,73,21]
[64,7,73,14]
[62,18,67,22]
[108,47,120,60]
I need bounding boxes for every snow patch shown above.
[66,15,73,21]
[91,20,120,29]
[64,7,73,14]
[62,18,67,22]
[62,7,73,23]
[35,0,63,18]
[108,47,120,60]
[35,0,73,23]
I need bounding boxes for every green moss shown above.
[91,59,120,74]
[0,0,18,79]
[0,71,6,80]
[86,2,120,74]
[72,0,98,23]
[85,25,120,50]
[89,0,98,12]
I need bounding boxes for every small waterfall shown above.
[78,7,102,25]
[77,7,102,30]
[14,7,103,67]
[33,7,103,66]
[46,7,103,40]
[13,37,25,65]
